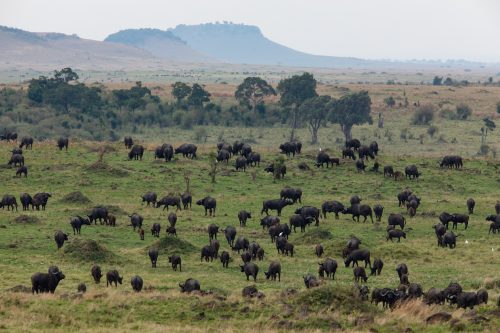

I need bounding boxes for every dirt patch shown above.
[426,312,451,324]
[62,238,116,263]
[59,191,91,204]
[295,229,333,245]
[148,236,197,255]
[84,161,129,177]
[12,215,40,224]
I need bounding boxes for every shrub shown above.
[456,103,472,120]
[496,102,500,114]
[427,125,438,138]
[411,104,435,125]
[384,96,396,107]
[439,108,456,120]
[193,127,208,142]
[479,144,490,156]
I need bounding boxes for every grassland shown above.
[0,107,500,333]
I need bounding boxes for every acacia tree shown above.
[188,83,211,108]
[171,82,192,103]
[234,77,276,112]
[277,73,317,141]
[329,91,372,141]
[299,95,331,144]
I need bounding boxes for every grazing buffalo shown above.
[355,159,366,172]
[295,206,320,226]
[31,266,65,294]
[384,165,394,178]
[344,249,371,268]
[370,258,384,276]
[57,137,69,151]
[269,224,291,242]
[128,145,144,160]
[54,230,68,249]
[265,261,281,281]
[358,145,375,160]
[451,214,469,230]
[440,155,463,169]
[169,255,182,271]
[240,262,259,281]
[168,212,177,227]
[387,229,406,242]
[1,194,18,211]
[439,212,454,228]
[261,199,292,216]
[220,251,230,268]
[232,141,244,155]
[343,204,373,223]
[197,196,216,216]
[20,193,32,210]
[289,214,313,232]
[131,276,143,292]
[124,136,134,149]
[217,142,233,155]
[260,215,280,229]
[175,143,197,159]
[241,251,252,263]
[154,146,165,159]
[179,278,200,293]
[425,288,446,305]
[342,148,356,160]
[216,149,230,164]
[321,200,344,219]
[280,187,302,203]
[106,269,123,287]
[238,210,252,227]
[279,141,301,157]
[129,213,143,231]
[223,226,237,247]
[315,244,324,257]
[151,223,161,237]
[353,267,368,283]
[477,289,488,305]
[345,138,361,150]
[373,204,384,222]
[208,223,219,240]
[456,292,479,309]
[19,136,33,149]
[156,195,181,211]
[8,154,24,167]
[235,156,247,171]
[433,223,447,246]
[316,151,338,168]
[32,192,51,211]
[443,231,457,248]
[388,213,406,229]
[466,198,475,214]
[141,192,157,206]
[148,248,158,268]
[232,236,249,253]
[318,258,337,279]
[166,226,177,236]
[16,166,28,177]
[70,216,91,235]
[88,206,109,224]
[91,265,102,283]
[246,152,261,167]
[405,165,420,180]
[181,192,192,209]
[264,163,286,179]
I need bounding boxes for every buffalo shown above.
[246,152,261,167]
[131,275,143,292]
[264,163,286,179]
[169,255,182,271]
[220,251,230,268]
[405,165,420,180]
[384,165,394,178]
[346,138,361,150]
[466,198,475,214]
[175,143,197,159]
[388,213,406,229]
[54,230,68,249]
[129,213,143,231]
[318,258,337,279]
[223,226,237,247]
[197,196,216,216]
[373,204,384,222]
[31,266,65,294]
[181,192,192,209]
[353,267,368,283]
[151,223,161,237]
[443,231,457,248]
[88,206,109,224]
[0,194,18,211]
[208,223,219,240]
[280,187,302,203]
[261,199,292,216]
[343,204,373,223]
[8,154,24,167]
[32,192,51,211]
[91,265,102,283]
[16,166,28,177]
[70,216,91,235]
[57,137,69,151]
[387,229,406,242]
[156,195,181,211]
[128,145,144,160]
[141,192,157,206]
[265,261,281,281]
[19,136,33,149]
[315,244,324,257]
[20,193,32,210]
[295,206,320,226]
[342,148,356,160]
[168,212,177,227]
[216,149,230,164]
[179,278,200,293]
[321,200,344,219]
[238,210,252,227]
[344,249,371,268]
[148,248,158,268]
[240,262,259,281]
[370,258,384,276]
[124,136,134,149]
[235,156,247,171]
[260,215,280,230]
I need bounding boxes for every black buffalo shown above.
[175,143,197,159]
[197,196,216,216]
[128,145,144,160]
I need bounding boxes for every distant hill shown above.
[104,28,213,63]
[168,23,369,68]
[0,26,158,70]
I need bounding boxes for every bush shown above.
[496,102,500,114]
[456,103,472,120]
[411,104,435,125]
[193,127,208,142]
[439,108,456,120]
[427,125,438,138]
[384,96,396,107]
[479,144,490,156]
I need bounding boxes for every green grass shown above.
[0,120,499,332]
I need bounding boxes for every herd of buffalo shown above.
[2,134,500,312]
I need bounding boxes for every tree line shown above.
[1,68,372,142]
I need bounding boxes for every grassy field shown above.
[0,109,500,332]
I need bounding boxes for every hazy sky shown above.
[2,0,500,62]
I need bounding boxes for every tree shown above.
[171,82,192,102]
[299,95,331,144]
[112,81,151,112]
[384,96,396,108]
[432,76,443,86]
[329,91,372,141]
[411,104,435,125]
[277,72,318,140]
[188,84,211,107]
[455,103,472,120]
[54,67,79,83]
[235,77,276,112]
